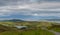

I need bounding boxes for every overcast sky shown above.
[0,0,60,21]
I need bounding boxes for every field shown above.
[0,21,60,35]
[52,27,60,32]
[0,29,54,35]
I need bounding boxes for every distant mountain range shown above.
[0,19,24,22]
[40,19,60,21]
[0,19,60,22]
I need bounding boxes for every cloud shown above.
[31,13,60,16]
[0,2,60,11]
[0,0,60,20]
[0,2,60,16]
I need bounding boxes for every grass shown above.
[0,31,19,35]
[22,29,55,35]
[0,29,55,35]
[0,21,59,35]
[52,27,60,32]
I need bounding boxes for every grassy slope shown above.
[52,27,60,32]
[0,21,59,35]
[0,29,55,35]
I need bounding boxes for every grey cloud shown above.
[0,0,17,6]
[0,0,60,6]
[0,0,60,16]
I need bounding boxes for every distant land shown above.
[0,19,24,22]
[0,19,60,22]
[40,19,60,21]
[39,19,60,23]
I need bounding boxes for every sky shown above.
[0,0,60,21]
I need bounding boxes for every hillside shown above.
[0,19,24,22]
[0,24,11,32]
[39,19,60,21]
[0,24,17,32]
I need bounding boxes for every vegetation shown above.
[0,21,60,35]
[48,24,60,32]
[0,29,55,35]
[52,27,60,32]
